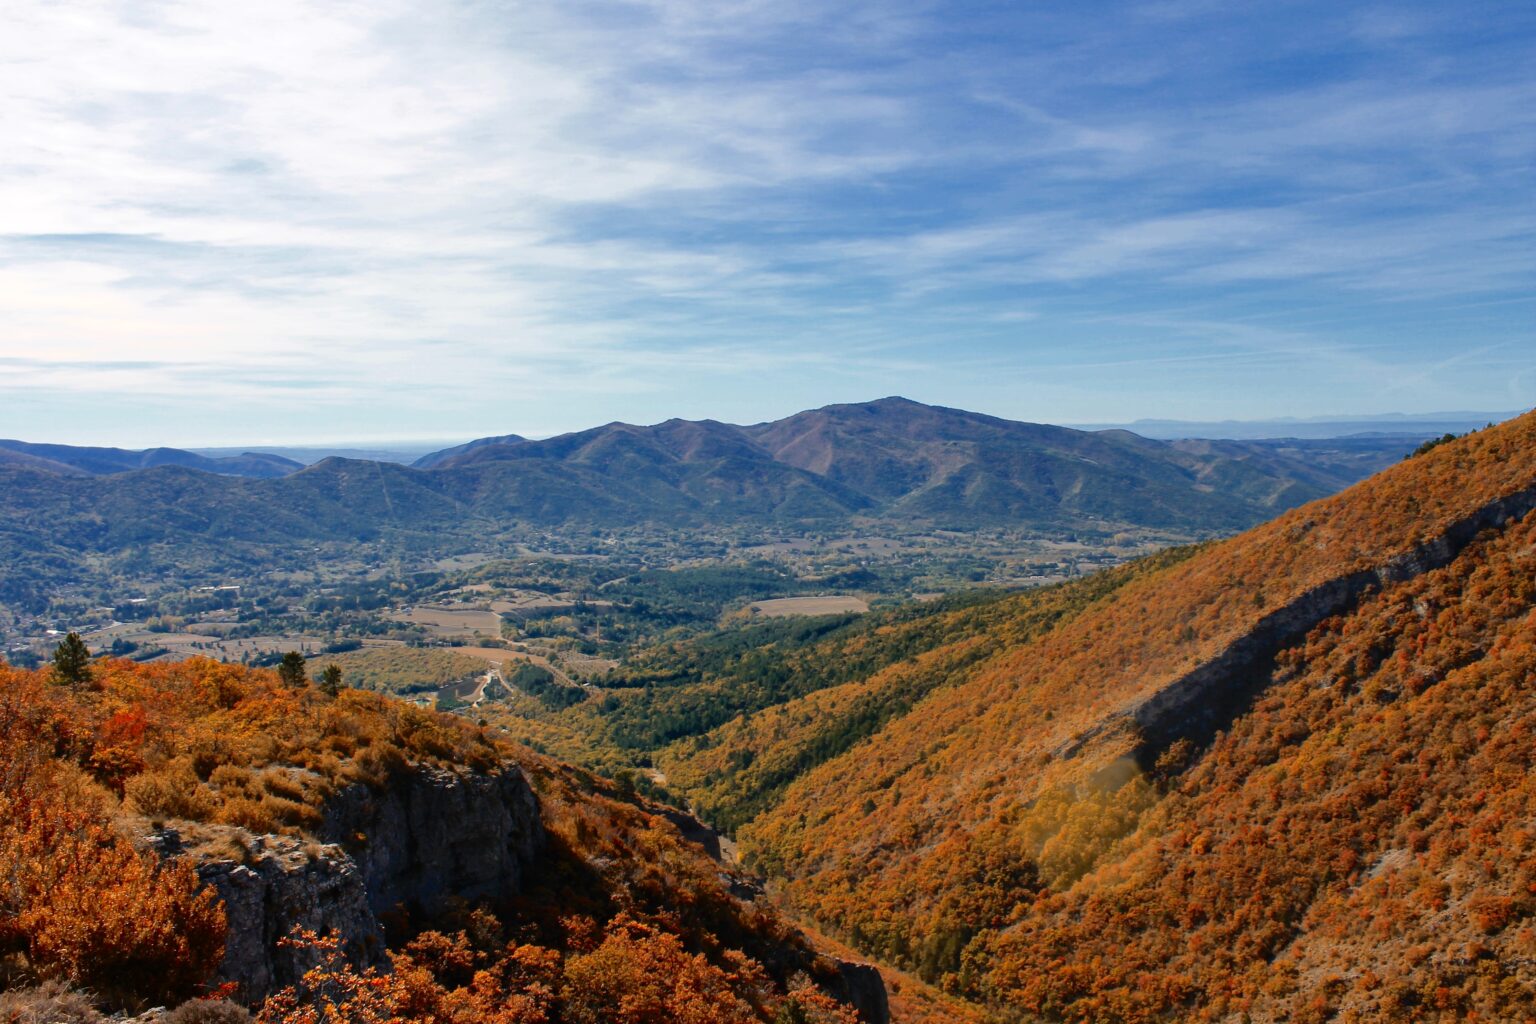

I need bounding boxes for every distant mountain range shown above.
[0,396,1456,595]
[0,439,302,478]
[190,443,450,466]
[1078,410,1519,440]
[391,397,1422,530]
[0,399,1443,581]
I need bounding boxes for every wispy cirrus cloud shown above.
[0,0,1531,444]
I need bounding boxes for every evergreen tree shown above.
[50,631,93,688]
[278,650,308,688]
[319,663,342,698]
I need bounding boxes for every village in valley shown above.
[1,521,1168,714]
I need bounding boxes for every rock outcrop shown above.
[1118,482,1536,762]
[169,763,545,1000]
[827,959,890,1024]
[192,834,384,999]
[320,764,544,920]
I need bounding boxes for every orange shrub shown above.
[0,669,226,1006]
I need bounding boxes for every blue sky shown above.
[1,0,1532,445]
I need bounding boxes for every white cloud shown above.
[0,0,1529,440]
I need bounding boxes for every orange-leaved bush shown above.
[0,667,226,1006]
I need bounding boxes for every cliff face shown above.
[181,764,545,1000]
[167,758,889,1018]
[193,834,384,1000]
[319,764,544,920]
[827,961,890,1024]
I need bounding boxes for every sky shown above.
[1,0,1533,446]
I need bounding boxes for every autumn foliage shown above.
[688,412,1536,1021]
[0,648,871,1020]
[12,415,1534,1021]
[0,668,226,1005]
[247,914,859,1024]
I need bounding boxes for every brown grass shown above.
[749,596,869,618]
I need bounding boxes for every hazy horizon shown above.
[4,399,1523,452]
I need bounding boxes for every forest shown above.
[482,411,1536,1021]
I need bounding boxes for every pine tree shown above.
[319,663,342,698]
[278,651,308,688]
[50,631,92,688]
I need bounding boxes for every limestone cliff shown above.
[319,763,544,920]
[168,763,545,1000]
[188,834,383,1000]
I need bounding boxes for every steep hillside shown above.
[599,550,1196,831]
[0,656,888,1023]
[631,412,1536,1021]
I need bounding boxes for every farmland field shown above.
[320,646,490,694]
[748,595,869,617]
[388,605,504,637]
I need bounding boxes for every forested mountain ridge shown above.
[0,439,302,478]
[0,400,1428,590]
[608,410,1536,1021]
[413,396,1417,531]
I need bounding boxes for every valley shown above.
[3,401,1528,1024]
[0,398,1422,678]
[7,1,1527,1018]
[432,412,1536,1020]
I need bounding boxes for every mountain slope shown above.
[445,418,871,522]
[407,396,1421,531]
[411,432,527,468]
[0,440,302,478]
[627,412,1536,1021]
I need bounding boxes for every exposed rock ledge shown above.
[156,763,545,1000]
[320,763,544,920]
[1061,482,1536,765]
[156,762,887,1021]
[827,960,890,1024]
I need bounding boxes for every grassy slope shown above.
[321,646,489,695]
